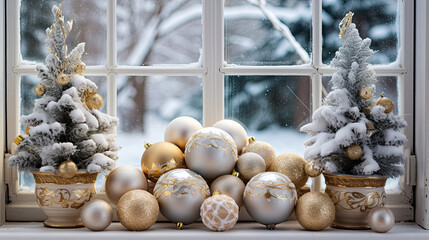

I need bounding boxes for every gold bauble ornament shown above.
[345,143,363,161]
[212,119,248,154]
[305,161,323,178]
[200,194,239,232]
[296,192,335,231]
[164,116,203,151]
[244,137,276,170]
[105,166,148,205]
[376,93,394,114]
[74,61,86,75]
[56,73,71,86]
[368,206,395,233]
[366,121,375,130]
[141,142,185,182]
[58,158,78,179]
[297,184,311,198]
[34,83,46,96]
[86,93,103,110]
[236,152,266,183]
[269,153,308,189]
[360,86,373,99]
[116,189,159,231]
[210,174,245,207]
[81,199,113,231]
[363,106,373,117]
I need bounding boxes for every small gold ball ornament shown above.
[345,143,363,161]
[74,61,86,75]
[376,93,394,114]
[86,93,103,110]
[305,161,323,178]
[244,137,276,170]
[116,189,159,231]
[269,153,308,189]
[296,192,335,231]
[81,199,113,231]
[56,73,71,86]
[34,83,46,96]
[360,86,373,99]
[210,174,246,207]
[58,158,78,179]
[368,206,395,233]
[236,152,266,183]
[105,166,148,205]
[200,194,239,231]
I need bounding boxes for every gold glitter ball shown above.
[269,153,308,189]
[34,83,46,96]
[296,192,335,231]
[305,161,323,178]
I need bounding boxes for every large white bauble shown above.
[212,119,248,154]
[164,116,203,151]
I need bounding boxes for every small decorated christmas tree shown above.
[9,3,119,174]
[300,13,407,177]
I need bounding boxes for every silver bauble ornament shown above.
[244,137,276,170]
[185,127,238,181]
[212,119,248,154]
[236,152,266,183]
[153,169,210,228]
[164,116,203,151]
[243,172,297,230]
[305,160,323,178]
[210,174,245,207]
[368,206,395,233]
[81,199,113,231]
[105,166,148,205]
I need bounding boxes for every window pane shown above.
[225,0,312,66]
[116,0,202,66]
[20,0,107,65]
[322,0,399,65]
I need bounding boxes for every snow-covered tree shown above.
[9,4,119,173]
[300,21,407,178]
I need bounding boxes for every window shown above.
[3,0,415,223]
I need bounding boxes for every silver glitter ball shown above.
[368,206,395,233]
[81,199,113,231]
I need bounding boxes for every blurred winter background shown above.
[19,0,400,192]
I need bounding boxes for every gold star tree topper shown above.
[339,11,354,39]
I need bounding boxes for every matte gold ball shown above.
[164,116,203,151]
[56,73,71,86]
[86,93,103,110]
[269,153,308,189]
[213,119,248,154]
[74,61,86,75]
[236,152,266,183]
[305,161,323,178]
[376,94,394,114]
[210,175,245,207]
[81,199,113,231]
[360,86,373,99]
[368,206,395,233]
[105,166,148,205]
[345,143,363,161]
[34,83,46,96]
[116,190,159,231]
[244,137,276,170]
[58,158,78,179]
[296,192,335,231]
[200,194,239,231]
[141,142,185,182]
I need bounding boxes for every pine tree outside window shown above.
[1,0,419,225]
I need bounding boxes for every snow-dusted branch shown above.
[246,0,310,64]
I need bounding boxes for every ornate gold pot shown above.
[33,172,98,228]
[323,172,387,229]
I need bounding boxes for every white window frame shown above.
[0,0,423,226]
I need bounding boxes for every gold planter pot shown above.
[33,171,98,228]
[323,172,387,229]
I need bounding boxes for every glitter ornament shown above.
[34,83,46,96]
[56,73,71,85]
[360,86,374,99]
[201,194,239,231]
[296,192,335,231]
[269,153,308,189]
[305,161,323,178]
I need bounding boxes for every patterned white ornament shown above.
[200,194,239,231]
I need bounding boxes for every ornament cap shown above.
[232,169,239,177]
[144,142,152,150]
[14,135,25,145]
[213,190,221,196]
[248,136,256,144]
[176,222,184,230]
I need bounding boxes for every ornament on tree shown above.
[269,153,308,189]
[212,119,248,154]
[25,125,31,136]
[296,192,335,231]
[345,143,363,161]
[56,72,71,86]
[81,199,113,231]
[34,83,46,96]
[339,11,354,39]
[366,121,378,138]
[305,160,323,178]
[210,174,245,207]
[117,189,159,231]
[164,116,203,151]
[58,158,78,179]
[13,135,25,145]
[141,142,185,182]
[363,106,373,117]
[153,169,210,229]
[74,61,86,75]
[84,89,103,110]
[236,152,266,183]
[368,206,395,233]
[185,127,237,181]
[376,93,394,114]
[243,172,297,230]
[244,137,276,170]
[360,86,374,99]
[200,193,239,232]
[105,166,148,205]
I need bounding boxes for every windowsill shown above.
[0,221,427,240]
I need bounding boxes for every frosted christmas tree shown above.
[9,3,119,174]
[300,12,407,177]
